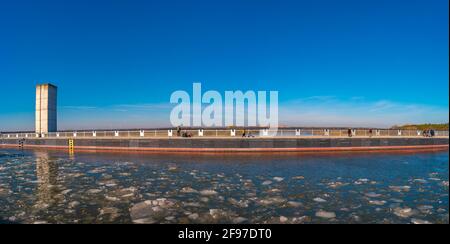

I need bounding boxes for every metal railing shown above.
[1,128,448,139]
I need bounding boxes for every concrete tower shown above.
[35,83,57,134]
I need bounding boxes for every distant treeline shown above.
[392,123,449,131]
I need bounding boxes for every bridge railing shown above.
[1,128,448,139]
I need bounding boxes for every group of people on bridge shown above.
[423,129,436,137]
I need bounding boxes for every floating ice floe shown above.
[413,179,428,184]
[389,186,411,192]
[267,188,281,193]
[33,221,48,224]
[232,217,248,224]
[279,216,288,223]
[258,197,286,206]
[292,176,305,180]
[428,178,441,181]
[181,187,198,194]
[99,207,121,221]
[86,189,102,194]
[88,168,105,174]
[209,209,230,220]
[200,190,218,196]
[411,218,432,224]
[262,180,273,186]
[168,166,179,172]
[165,216,176,221]
[313,197,327,203]
[228,198,249,208]
[68,201,80,208]
[328,182,348,188]
[183,202,202,207]
[291,216,310,224]
[105,196,120,202]
[273,177,284,182]
[365,192,382,198]
[393,207,416,218]
[200,197,210,203]
[129,199,177,224]
[354,179,370,185]
[287,201,302,208]
[315,211,336,219]
[188,213,199,220]
[369,200,386,206]
[61,189,72,195]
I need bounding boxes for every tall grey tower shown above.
[35,83,57,134]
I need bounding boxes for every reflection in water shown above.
[68,149,75,160]
[35,151,59,205]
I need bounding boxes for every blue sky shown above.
[0,0,448,131]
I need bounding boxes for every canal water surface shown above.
[0,148,448,224]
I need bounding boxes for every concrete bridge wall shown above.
[1,137,448,152]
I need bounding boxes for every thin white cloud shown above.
[2,97,448,131]
[279,97,449,128]
[60,106,98,110]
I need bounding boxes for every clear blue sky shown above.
[0,0,448,131]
